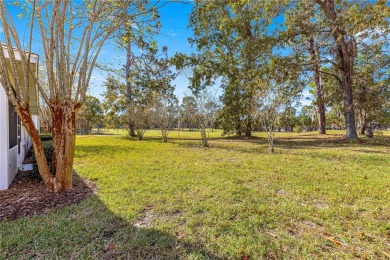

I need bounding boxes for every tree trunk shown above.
[318,0,357,140]
[17,106,55,191]
[308,37,326,134]
[268,129,275,154]
[235,118,241,136]
[161,127,168,142]
[358,109,366,135]
[200,127,209,147]
[38,108,50,133]
[339,46,358,140]
[87,120,90,135]
[245,119,252,137]
[51,102,79,191]
[125,42,136,137]
[358,82,367,135]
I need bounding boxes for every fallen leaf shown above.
[325,236,343,246]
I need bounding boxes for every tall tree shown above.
[117,6,161,136]
[284,0,389,139]
[102,76,128,130]
[314,0,389,139]
[284,1,327,134]
[180,95,197,131]
[0,0,157,191]
[77,95,103,135]
[175,0,281,137]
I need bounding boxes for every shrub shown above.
[31,140,53,181]
[40,134,53,141]
[294,125,302,133]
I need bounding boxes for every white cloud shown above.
[0,26,3,33]
[167,32,177,37]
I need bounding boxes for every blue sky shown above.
[1,1,313,107]
[89,1,196,102]
[89,2,312,106]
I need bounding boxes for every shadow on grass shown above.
[0,174,221,259]
[75,133,389,159]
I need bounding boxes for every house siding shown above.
[7,146,18,188]
[0,87,35,190]
[0,87,9,190]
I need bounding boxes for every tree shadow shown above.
[75,133,389,159]
[0,174,221,259]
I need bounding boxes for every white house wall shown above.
[0,87,8,190]
[0,87,35,190]
[7,145,18,188]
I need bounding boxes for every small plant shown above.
[39,135,53,141]
[294,125,302,133]
[31,137,53,181]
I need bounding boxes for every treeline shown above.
[173,0,389,147]
[37,0,390,154]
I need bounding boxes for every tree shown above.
[102,76,128,131]
[284,1,327,134]
[153,94,178,142]
[77,95,103,135]
[175,0,282,137]
[191,89,219,147]
[278,106,297,132]
[180,96,197,131]
[284,0,389,139]
[204,99,220,132]
[299,105,317,132]
[0,1,156,191]
[39,103,52,133]
[354,46,389,134]
[132,104,153,140]
[255,58,304,153]
[105,1,174,137]
[117,9,161,136]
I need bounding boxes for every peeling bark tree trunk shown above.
[308,37,326,134]
[51,102,80,191]
[0,0,146,191]
[17,106,55,191]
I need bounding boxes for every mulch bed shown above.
[0,171,97,221]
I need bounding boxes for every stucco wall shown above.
[7,145,18,188]
[0,87,33,190]
[0,87,9,190]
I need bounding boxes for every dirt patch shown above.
[0,171,96,221]
[275,189,287,197]
[134,207,154,228]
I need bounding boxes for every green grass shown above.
[1,129,389,259]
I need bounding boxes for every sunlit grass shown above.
[1,130,389,259]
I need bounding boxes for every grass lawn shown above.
[1,130,389,259]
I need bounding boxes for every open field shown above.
[1,130,389,259]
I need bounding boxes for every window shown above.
[8,101,17,149]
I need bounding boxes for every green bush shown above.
[31,140,53,181]
[294,125,302,133]
[40,134,53,141]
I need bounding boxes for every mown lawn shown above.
[1,130,389,259]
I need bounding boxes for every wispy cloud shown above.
[167,32,177,37]
[0,26,3,33]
